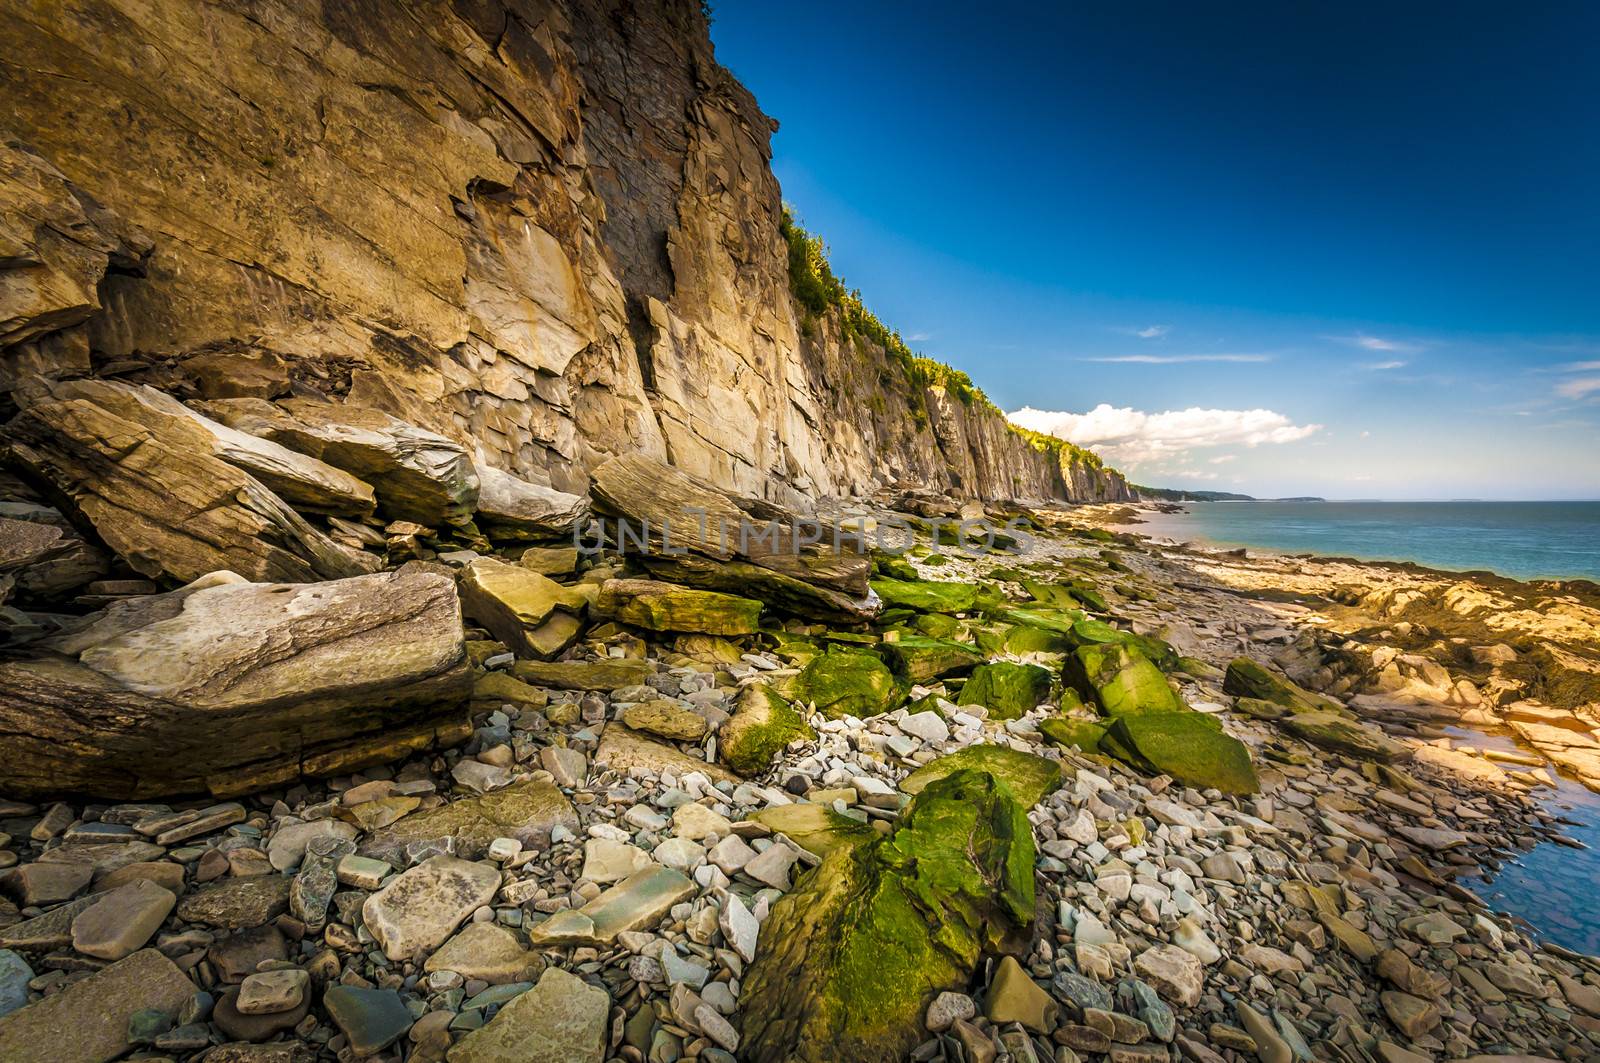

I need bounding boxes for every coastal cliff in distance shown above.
[0,0,1130,507]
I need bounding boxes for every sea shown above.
[1115,498,1600,954]
[1118,500,1600,583]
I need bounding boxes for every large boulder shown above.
[1101,712,1260,795]
[39,378,376,518]
[740,770,1035,1063]
[791,650,903,719]
[593,577,762,635]
[900,745,1070,807]
[4,394,371,583]
[720,684,816,777]
[472,458,589,539]
[957,662,1052,720]
[197,398,479,526]
[1224,658,1345,714]
[1064,643,1185,717]
[457,557,588,658]
[643,554,876,624]
[0,569,472,798]
[1280,711,1411,763]
[869,578,979,615]
[880,635,983,683]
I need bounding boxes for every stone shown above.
[471,671,550,709]
[0,949,193,1063]
[594,577,763,635]
[213,983,312,1042]
[0,950,32,1019]
[1380,991,1441,1039]
[898,710,951,744]
[425,923,544,985]
[1040,716,1111,753]
[900,744,1069,807]
[622,699,709,742]
[582,839,655,883]
[740,770,1035,1063]
[673,802,733,841]
[235,970,309,1015]
[446,966,608,1062]
[473,461,589,538]
[510,658,652,691]
[519,545,582,575]
[1235,1003,1291,1063]
[268,819,361,872]
[1172,918,1221,964]
[4,393,369,587]
[207,925,289,984]
[593,725,738,785]
[70,878,176,960]
[363,778,576,862]
[869,578,979,614]
[1133,945,1204,1008]
[1105,711,1259,794]
[540,745,588,788]
[0,570,471,799]
[1223,658,1345,713]
[527,865,695,947]
[880,636,984,683]
[957,662,1053,720]
[792,650,904,719]
[1065,644,1184,717]
[984,954,1059,1033]
[363,856,500,961]
[199,398,478,526]
[1281,711,1411,763]
[2,860,92,905]
[719,892,760,962]
[458,557,588,658]
[926,991,977,1032]
[720,683,816,776]
[324,985,414,1057]
[176,876,291,928]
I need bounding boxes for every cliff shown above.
[0,0,1130,507]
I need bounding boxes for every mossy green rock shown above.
[746,803,877,856]
[909,612,962,639]
[996,607,1084,636]
[1223,658,1345,714]
[957,662,1052,720]
[739,769,1034,1063]
[1064,644,1185,717]
[900,745,1069,807]
[510,658,651,691]
[1002,624,1072,655]
[1280,711,1411,763]
[1103,712,1259,795]
[869,578,978,615]
[880,636,984,683]
[721,685,817,776]
[1039,716,1110,753]
[792,650,904,719]
[593,577,762,635]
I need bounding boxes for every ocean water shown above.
[1120,500,1600,583]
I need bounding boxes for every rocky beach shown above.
[2,2,1597,1062]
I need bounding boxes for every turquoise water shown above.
[1124,500,1600,582]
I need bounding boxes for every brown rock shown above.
[0,948,193,1063]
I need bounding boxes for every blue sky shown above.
[710,1,1600,499]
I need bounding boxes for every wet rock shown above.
[622,699,709,742]
[363,778,576,862]
[594,577,763,635]
[1101,712,1259,795]
[235,970,309,1015]
[424,923,544,985]
[1280,711,1411,763]
[791,650,903,719]
[0,948,192,1063]
[719,684,815,776]
[70,878,176,960]
[1132,945,1204,1008]
[527,865,695,947]
[324,985,414,1057]
[900,744,1069,807]
[458,557,589,658]
[957,662,1053,720]
[984,954,1059,1033]
[362,855,499,961]
[740,770,1035,1063]
[176,876,291,929]
[880,635,984,682]
[446,966,607,1062]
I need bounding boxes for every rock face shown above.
[739,769,1036,1063]
[0,569,472,798]
[0,0,1129,508]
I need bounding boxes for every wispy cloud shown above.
[1329,332,1426,354]
[1080,353,1273,365]
[1362,360,1407,370]
[1208,454,1238,464]
[1111,324,1171,339]
[906,331,933,342]
[1008,403,1322,467]
[1556,376,1600,400]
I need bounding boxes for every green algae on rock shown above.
[1039,716,1110,754]
[1223,657,1346,714]
[880,635,984,683]
[956,662,1053,720]
[1064,643,1185,717]
[746,802,878,857]
[1281,710,1413,763]
[739,770,1035,1063]
[899,745,1070,807]
[721,685,817,776]
[868,577,979,614]
[1101,712,1259,795]
[593,577,763,635]
[791,650,904,718]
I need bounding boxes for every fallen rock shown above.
[446,966,608,1062]
[510,658,651,691]
[1223,658,1345,714]
[621,699,709,742]
[593,577,762,635]
[957,662,1053,720]
[472,459,589,538]
[0,948,192,1063]
[424,922,544,985]
[1065,643,1184,717]
[527,865,695,947]
[740,769,1034,1063]
[458,557,588,658]
[900,744,1069,807]
[0,569,472,798]
[720,684,816,776]
[880,635,984,683]
[593,725,738,785]
[1101,712,1259,795]
[1280,711,1411,763]
[791,650,903,719]
[69,878,176,960]
[362,856,500,961]
[323,985,414,1057]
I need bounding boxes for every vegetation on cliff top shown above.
[780,207,1113,477]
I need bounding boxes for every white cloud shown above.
[1136,325,1170,339]
[1081,353,1272,364]
[1329,332,1425,354]
[906,331,932,342]
[1008,403,1323,466]
[1363,360,1407,370]
[1556,376,1600,400]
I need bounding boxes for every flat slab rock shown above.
[361,778,576,862]
[446,966,608,1063]
[362,856,500,961]
[0,948,193,1063]
[0,568,472,798]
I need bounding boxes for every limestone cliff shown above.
[0,0,1130,507]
